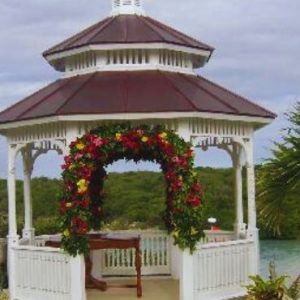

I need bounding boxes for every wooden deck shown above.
[87,278,179,300]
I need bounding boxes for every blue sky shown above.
[0,0,299,178]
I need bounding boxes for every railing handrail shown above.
[197,238,254,250]
[13,245,63,253]
[203,229,234,235]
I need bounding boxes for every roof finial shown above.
[111,0,145,16]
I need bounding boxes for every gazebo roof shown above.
[43,15,214,58]
[0,71,276,124]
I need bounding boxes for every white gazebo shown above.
[0,1,276,300]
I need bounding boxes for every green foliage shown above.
[34,217,60,236]
[245,274,290,300]
[288,276,300,300]
[246,262,300,300]
[103,171,166,229]
[258,101,300,236]
[0,168,299,239]
[0,264,7,291]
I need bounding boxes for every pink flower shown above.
[74,153,83,161]
[93,137,104,147]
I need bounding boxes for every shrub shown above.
[0,264,7,291]
[245,274,289,299]
[34,217,60,235]
[246,263,300,300]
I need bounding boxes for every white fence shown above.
[9,231,257,300]
[193,239,256,299]
[11,246,85,300]
[92,230,172,277]
[33,229,236,278]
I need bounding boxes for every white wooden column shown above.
[232,143,246,238]
[66,124,80,152]
[177,120,194,300]
[7,144,19,242]
[7,143,20,300]
[245,138,257,232]
[244,137,259,274]
[70,255,87,300]
[179,250,194,300]
[21,146,35,242]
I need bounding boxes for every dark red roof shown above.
[43,15,214,57]
[0,71,276,124]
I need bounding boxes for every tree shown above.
[258,101,300,235]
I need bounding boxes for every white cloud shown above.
[0,0,299,177]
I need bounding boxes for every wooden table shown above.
[46,233,142,298]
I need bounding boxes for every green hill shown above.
[0,167,298,239]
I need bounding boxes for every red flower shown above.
[186,195,201,208]
[86,143,98,157]
[59,200,73,214]
[185,148,194,158]
[62,156,72,170]
[80,198,90,208]
[59,201,67,214]
[171,179,183,191]
[160,143,174,157]
[145,136,157,146]
[76,164,92,180]
[72,216,89,234]
[191,183,202,193]
[165,170,176,181]
[121,136,140,150]
[64,181,74,192]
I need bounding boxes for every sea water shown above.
[260,240,300,279]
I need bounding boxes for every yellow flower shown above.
[76,142,85,150]
[141,136,149,143]
[191,227,198,235]
[172,230,179,239]
[159,132,168,139]
[65,202,72,208]
[115,133,122,140]
[192,171,197,177]
[77,179,88,194]
[178,176,183,181]
[63,229,70,237]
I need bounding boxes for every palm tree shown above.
[257,101,300,235]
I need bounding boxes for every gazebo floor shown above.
[86,278,179,300]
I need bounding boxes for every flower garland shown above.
[60,124,204,256]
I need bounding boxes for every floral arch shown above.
[60,124,204,256]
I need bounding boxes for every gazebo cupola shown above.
[43,0,214,77]
[111,0,145,16]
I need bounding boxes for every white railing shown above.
[193,239,256,299]
[96,230,172,277]
[11,245,85,300]
[202,230,235,243]
[13,231,256,300]
[33,230,237,278]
